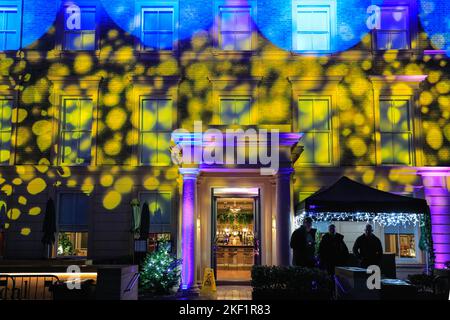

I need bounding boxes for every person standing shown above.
[319,224,349,275]
[353,224,383,268]
[290,217,317,267]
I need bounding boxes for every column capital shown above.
[179,168,200,180]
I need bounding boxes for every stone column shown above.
[275,168,294,266]
[179,168,199,290]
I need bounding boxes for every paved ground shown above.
[216,285,252,300]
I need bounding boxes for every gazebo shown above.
[296,176,434,270]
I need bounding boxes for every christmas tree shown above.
[140,241,182,295]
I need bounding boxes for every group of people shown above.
[290,217,383,275]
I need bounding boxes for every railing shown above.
[0,274,60,300]
[124,273,140,293]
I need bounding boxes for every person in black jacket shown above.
[319,224,349,275]
[290,217,317,267]
[352,224,383,268]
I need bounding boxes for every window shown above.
[219,97,252,125]
[0,99,12,164]
[375,6,409,50]
[141,6,174,50]
[297,98,332,165]
[293,1,334,52]
[217,4,253,51]
[384,225,418,259]
[140,98,172,165]
[58,193,89,257]
[379,99,412,165]
[0,2,21,50]
[60,97,94,165]
[64,6,96,50]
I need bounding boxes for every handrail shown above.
[124,273,140,293]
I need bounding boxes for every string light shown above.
[294,212,424,229]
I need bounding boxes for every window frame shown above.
[377,97,414,166]
[0,77,17,165]
[59,96,95,166]
[217,95,254,126]
[374,5,410,51]
[371,0,418,52]
[57,1,100,53]
[292,0,336,54]
[214,0,257,52]
[289,76,341,167]
[138,96,174,166]
[296,96,333,165]
[56,191,92,258]
[0,0,22,52]
[135,0,179,53]
[139,190,175,236]
[49,76,102,167]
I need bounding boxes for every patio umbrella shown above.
[0,200,6,231]
[139,201,150,240]
[41,198,56,246]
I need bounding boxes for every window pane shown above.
[142,100,158,131]
[220,99,235,125]
[159,32,173,50]
[298,10,329,32]
[381,133,394,164]
[385,234,399,255]
[314,132,330,164]
[64,32,81,50]
[0,100,12,131]
[299,132,314,163]
[59,194,75,227]
[5,10,18,31]
[81,8,96,30]
[73,193,89,229]
[381,8,408,30]
[159,11,173,31]
[399,234,416,258]
[156,99,173,131]
[390,31,408,49]
[79,99,94,131]
[81,32,96,50]
[220,33,235,50]
[234,10,251,32]
[141,132,157,164]
[143,32,157,50]
[313,99,330,130]
[0,132,11,163]
[61,132,78,164]
[379,100,392,132]
[376,32,390,50]
[157,132,171,165]
[235,33,251,51]
[235,99,251,125]
[220,11,235,32]
[393,133,411,165]
[392,100,410,131]
[157,192,172,225]
[298,100,313,131]
[311,33,329,51]
[77,131,92,164]
[143,11,158,31]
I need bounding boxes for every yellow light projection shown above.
[0,14,447,242]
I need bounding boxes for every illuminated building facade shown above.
[0,0,449,289]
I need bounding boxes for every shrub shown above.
[251,265,332,300]
[139,241,182,295]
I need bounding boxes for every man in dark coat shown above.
[319,224,349,275]
[353,224,383,268]
[290,217,317,267]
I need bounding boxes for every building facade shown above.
[0,0,449,288]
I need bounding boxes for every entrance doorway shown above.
[211,188,261,284]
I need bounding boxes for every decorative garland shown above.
[295,212,423,228]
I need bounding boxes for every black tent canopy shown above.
[299,176,429,214]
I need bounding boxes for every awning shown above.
[298,176,429,215]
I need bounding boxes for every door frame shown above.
[211,189,262,284]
